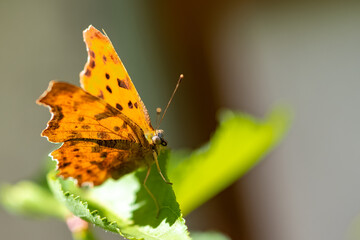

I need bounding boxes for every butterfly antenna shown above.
[156,74,184,129]
[155,108,162,128]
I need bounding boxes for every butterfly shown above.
[37,25,181,210]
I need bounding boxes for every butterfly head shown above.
[152,129,167,147]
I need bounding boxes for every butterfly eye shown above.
[157,130,164,138]
[152,135,161,145]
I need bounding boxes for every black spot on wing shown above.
[117,78,128,89]
[116,103,123,111]
[128,101,133,109]
[63,162,71,167]
[90,60,95,68]
[85,69,91,76]
[106,85,112,93]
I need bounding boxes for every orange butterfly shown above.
[37,25,181,210]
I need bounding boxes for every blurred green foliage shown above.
[169,108,290,215]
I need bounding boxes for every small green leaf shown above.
[168,108,291,216]
[48,151,190,240]
[0,181,68,219]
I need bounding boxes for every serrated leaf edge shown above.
[47,174,146,240]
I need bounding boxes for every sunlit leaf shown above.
[47,151,190,240]
[168,108,291,215]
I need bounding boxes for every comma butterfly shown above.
[37,25,181,211]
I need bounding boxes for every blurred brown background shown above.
[1,1,360,240]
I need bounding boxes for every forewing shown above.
[80,25,153,133]
[37,81,146,145]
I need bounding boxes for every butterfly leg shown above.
[152,151,173,185]
[143,165,160,218]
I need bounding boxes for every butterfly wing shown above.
[80,25,154,135]
[37,81,152,186]
[52,140,148,186]
[37,81,148,146]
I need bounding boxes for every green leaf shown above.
[47,151,190,240]
[168,108,291,216]
[0,181,68,219]
[191,231,231,240]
